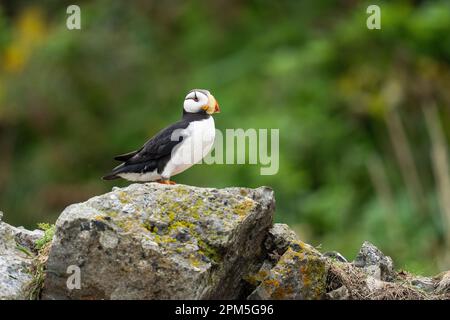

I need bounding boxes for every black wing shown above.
[114,150,139,162]
[125,120,189,164]
[102,119,190,180]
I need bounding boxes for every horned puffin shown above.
[102,89,220,184]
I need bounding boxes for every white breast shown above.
[162,117,215,178]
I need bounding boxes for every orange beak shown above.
[203,95,220,114]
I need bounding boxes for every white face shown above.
[183,89,210,113]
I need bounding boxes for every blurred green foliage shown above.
[1,0,450,274]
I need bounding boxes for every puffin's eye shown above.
[194,97,199,102]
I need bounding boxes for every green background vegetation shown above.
[1,0,450,274]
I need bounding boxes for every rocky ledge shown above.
[0,184,449,300]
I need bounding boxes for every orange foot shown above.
[156,180,176,185]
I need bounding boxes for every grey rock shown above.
[249,233,328,300]
[365,275,386,292]
[0,212,44,251]
[353,241,395,281]
[265,223,299,256]
[326,285,349,300]
[12,227,44,251]
[324,251,348,263]
[410,277,435,293]
[435,271,450,294]
[42,183,275,300]
[0,217,39,300]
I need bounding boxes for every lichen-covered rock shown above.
[264,223,299,256]
[248,224,328,300]
[353,241,395,281]
[0,212,43,300]
[41,183,275,300]
[435,271,450,295]
[248,243,328,300]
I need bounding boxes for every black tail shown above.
[102,162,126,181]
[102,173,120,180]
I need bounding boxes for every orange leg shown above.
[156,179,176,185]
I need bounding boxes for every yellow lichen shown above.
[264,278,280,288]
[243,269,271,286]
[106,211,118,218]
[197,239,221,263]
[272,285,294,299]
[163,236,177,243]
[118,191,131,204]
[94,215,105,221]
[142,221,158,233]
[233,198,255,216]
[115,218,141,232]
[168,220,195,232]
[189,254,201,268]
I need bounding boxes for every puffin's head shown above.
[183,89,220,115]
